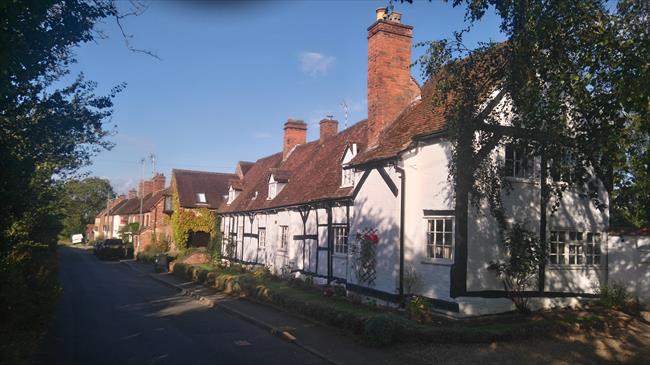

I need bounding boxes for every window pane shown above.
[576,232,583,241]
[436,233,443,245]
[444,219,453,232]
[435,219,443,232]
[444,233,453,245]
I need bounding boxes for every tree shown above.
[410,0,648,296]
[60,177,115,239]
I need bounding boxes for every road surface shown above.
[39,246,325,365]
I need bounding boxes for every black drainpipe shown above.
[394,164,406,304]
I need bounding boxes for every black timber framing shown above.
[377,167,399,197]
[326,203,333,283]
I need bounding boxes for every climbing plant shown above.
[170,190,217,253]
[353,228,379,287]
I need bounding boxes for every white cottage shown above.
[218,9,611,316]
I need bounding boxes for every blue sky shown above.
[72,0,504,193]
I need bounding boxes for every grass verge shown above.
[171,262,572,346]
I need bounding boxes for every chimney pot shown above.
[375,7,387,21]
[319,118,339,141]
[283,118,307,160]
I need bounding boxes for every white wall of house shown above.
[350,167,400,295]
[402,141,455,301]
[608,234,650,306]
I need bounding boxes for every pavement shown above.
[121,258,410,365]
[38,246,327,365]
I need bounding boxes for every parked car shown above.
[97,239,125,260]
[93,240,104,256]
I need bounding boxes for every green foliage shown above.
[252,266,272,281]
[363,315,398,346]
[59,177,114,240]
[207,216,222,263]
[0,242,60,364]
[488,223,546,314]
[597,281,629,310]
[170,190,217,253]
[406,295,433,323]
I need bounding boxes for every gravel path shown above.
[395,310,650,365]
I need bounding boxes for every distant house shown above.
[169,169,237,249]
[216,9,611,316]
[135,185,172,253]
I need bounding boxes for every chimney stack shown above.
[152,173,166,192]
[138,180,154,197]
[319,117,338,141]
[128,189,137,199]
[367,9,420,147]
[283,118,307,160]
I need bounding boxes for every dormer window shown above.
[196,193,207,203]
[341,143,358,187]
[267,170,289,200]
[227,186,239,205]
[268,180,278,200]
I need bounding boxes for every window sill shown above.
[547,264,604,270]
[333,253,348,259]
[421,259,453,267]
[505,177,538,185]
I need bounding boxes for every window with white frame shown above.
[279,225,288,249]
[196,193,207,203]
[426,217,454,260]
[549,230,602,265]
[505,145,534,179]
[258,227,266,247]
[341,168,354,187]
[268,182,277,199]
[333,226,348,254]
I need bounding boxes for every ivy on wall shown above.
[170,190,217,253]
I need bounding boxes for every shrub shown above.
[252,266,271,281]
[598,281,629,309]
[406,295,433,322]
[363,315,398,346]
[488,223,545,314]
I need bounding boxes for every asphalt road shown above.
[39,247,325,365]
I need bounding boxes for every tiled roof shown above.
[173,169,237,209]
[236,161,254,179]
[142,188,170,212]
[220,120,369,213]
[112,196,149,216]
[350,80,446,166]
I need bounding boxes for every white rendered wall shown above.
[350,167,400,295]
[608,234,650,306]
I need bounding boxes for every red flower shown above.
[322,286,334,297]
[366,232,379,244]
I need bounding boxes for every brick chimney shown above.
[152,173,166,192]
[319,117,338,141]
[128,189,137,199]
[367,8,420,147]
[283,118,307,160]
[138,180,154,196]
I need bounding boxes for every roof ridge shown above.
[173,168,237,176]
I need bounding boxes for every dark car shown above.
[93,240,104,256]
[97,239,125,260]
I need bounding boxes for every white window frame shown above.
[333,225,348,254]
[196,193,207,203]
[268,182,277,200]
[549,229,602,267]
[341,168,354,187]
[425,216,454,263]
[505,144,534,179]
[258,227,266,248]
[279,225,288,250]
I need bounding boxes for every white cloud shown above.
[298,52,335,76]
[252,131,273,140]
